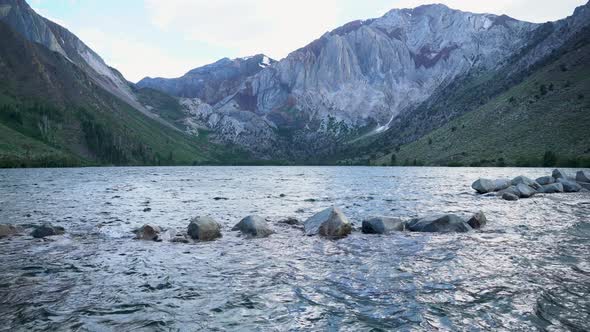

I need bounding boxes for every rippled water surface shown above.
[0,166,589,331]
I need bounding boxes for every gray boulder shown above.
[576,170,590,183]
[0,224,21,238]
[134,224,161,241]
[188,216,222,241]
[406,214,472,233]
[232,215,274,238]
[31,223,65,238]
[536,176,555,186]
[502,193,519,201]
[516,183,536,198]
[552,169,575,180]
[466,211,487,229]
[362,216,405,234]
[542,183,564,193]
[511,176,542,190]
[497,186,521,197]
[472,178,510,194]
[578,182,590,191]
[557,178,582,192]
[304,207,352,238]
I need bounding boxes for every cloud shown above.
[75,28,203,82]
[144,0,341,61]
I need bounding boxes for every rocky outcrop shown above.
[511,176,542,190]
[542,183,564,193]
[362,216,405,234]
[304,207,352,238]
[406,214,472,233]
[466,211,487,229]
[576,171,590,183]
[472,178,510,194]
[232,215,274,238]
[187,216,222,241]
[31,223,65,238]
[536,176,555,185]
[134,224,161,241]
[557,178,582,192]
[516,183,537,198]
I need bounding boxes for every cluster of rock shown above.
[472,169,589,201]
[0,223,64,239]
[131,207,487,244]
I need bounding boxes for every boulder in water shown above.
[552,169,575,180]
[0,224,21,238]
[188,216,222,241]
[502,192,519,201]
[578,182,590,191]
[557,178,582,192]
[31,223,65,238]
[362,216,405,234]
[466,211,487,229]
[134,224,161,241]
[536,176,555,186]
[472,178,509,194]
[511,176,542,190]
[542,183,564,193]
[304,207,352,238]
[516,183,536,198]
[406,214,472,233]
[232,215,274,238]
[497,186,521,197]
[576,171,590,183]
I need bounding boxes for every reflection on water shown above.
[0,166,589,331]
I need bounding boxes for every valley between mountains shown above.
[0,0,589,167]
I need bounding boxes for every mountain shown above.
[351,1,590,166]
[0,0,247,167]
[137,54,275,105]
[146,4,547,159]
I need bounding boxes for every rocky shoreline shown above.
[472,169,590,201]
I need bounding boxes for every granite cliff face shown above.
[144,4,546,158]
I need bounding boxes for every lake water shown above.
[0,166,589,331]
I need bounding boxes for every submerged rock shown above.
[0,224,21,238]
[542,183,564,193]
[502,193,519,201]
[472,178,510,194]
[576,170,590,183]
[406,214,472,233]
[134,224,161,241]
[557,178,582,192]
[188,216,222,241]
[516,183,536,198]
[232,216,274,238]
[536,176,555,186]
[466,211,487,229]
[511,176,542,190]
[31,223,65,238]
[277,217,301,225]
[304,207,352,238]
[362,216,405,234]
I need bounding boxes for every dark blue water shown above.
[0,167,589,331]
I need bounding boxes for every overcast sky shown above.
[29,0,587,82]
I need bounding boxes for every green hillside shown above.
[0,22,248,168]
[373,41,590,167]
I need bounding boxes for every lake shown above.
[0,166,589,331]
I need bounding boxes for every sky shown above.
[29,0,587,82]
